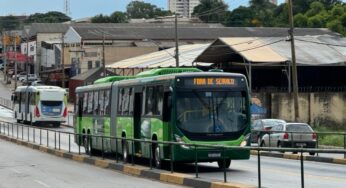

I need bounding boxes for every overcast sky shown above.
[0,0,341,19]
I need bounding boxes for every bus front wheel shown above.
[153,144,162,169]
[217,159,231,169]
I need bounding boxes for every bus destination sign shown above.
[193,78,235,86]
[178,77,241,88]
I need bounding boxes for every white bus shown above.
[12,86,68,127]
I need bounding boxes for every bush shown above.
[314,126,345,147]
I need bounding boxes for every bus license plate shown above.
[52,108,60,112]
[208,152,221,158]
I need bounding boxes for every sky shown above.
[0,0,340,20]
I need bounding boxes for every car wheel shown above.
[260,141,266,147]
[309,152,315,156]
[217,159,231,169]
[278,142,285,153]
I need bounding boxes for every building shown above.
[168,0,200,18]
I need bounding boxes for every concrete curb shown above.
[0,134,255,188]
[250,150,346,165]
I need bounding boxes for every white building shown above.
[168,0,200,18]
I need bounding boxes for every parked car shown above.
[251,119,286,144]
[31,80,44,86]
[260,123,317,155]
[12,72,27,80]
[19,74,38,83]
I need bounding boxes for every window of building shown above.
[88,61,93,69]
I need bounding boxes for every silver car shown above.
[260,123,317,155]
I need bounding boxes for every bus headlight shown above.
[174,134,189,149]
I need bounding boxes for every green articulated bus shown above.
[74,68,251,168]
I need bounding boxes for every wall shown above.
[252,92,346,128]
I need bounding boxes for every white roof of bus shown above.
[15,86,66,92]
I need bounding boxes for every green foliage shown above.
[126,1,171,19]
[327,19,344,34]
[26,11,71,23]
[223,6,252,26]
[0,16,20,30]
[306,2,326,17]
[192,0,228,23]
[307,14,326,28]
[294,13,308,27]
[91,12,128,23]
[313,126,345,147]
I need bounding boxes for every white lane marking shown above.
[11,169,21,174]
[34,180,50,188]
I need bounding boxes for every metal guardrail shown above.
[0,120,345,188]
[0,97,12,109]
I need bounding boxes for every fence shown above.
[0,120,345,188]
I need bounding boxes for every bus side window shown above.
[117,88,124,115]
[105,90,110,115]
[99,90,104,116]
[83,92,88,114]
[128,88,134,115]
[88,92,93,115]
[93,91,99,115]
[122,88,130,115]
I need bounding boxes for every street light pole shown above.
[288,0,300,121]
[175,14,179,67]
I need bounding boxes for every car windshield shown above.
[262,119,285,127]
[286,124,312,132]
[176,90,248,134]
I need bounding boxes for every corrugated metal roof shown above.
[196,36,346,65]
[106,44,211,68]
[28,23,70,37]
[219,37,287,63]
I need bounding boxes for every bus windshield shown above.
[176,90,248,135]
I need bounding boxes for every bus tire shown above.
[153,144,162,169]
[84,135,91,155]
[217,159,231,169]
[122,139,129,162]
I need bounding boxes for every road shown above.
[0,138,183,188]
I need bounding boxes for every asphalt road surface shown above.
[0,137,184,188]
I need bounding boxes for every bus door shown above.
[133,89,142,153]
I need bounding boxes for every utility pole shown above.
[102,33,106,76]
[2,30,7,81]
[26,30,29,86]
[175,14,179,67]
[288,0,299,121]
[14,33,17,90]
[61,35,65,88]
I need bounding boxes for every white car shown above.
[19,74,38,83]
[13,72,27,80]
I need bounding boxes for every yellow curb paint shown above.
[160,173,189,185]
[95,160,110,168]
[123,165,143,176]
[250,150,258,155]
[55,150,65,157]
[333,158,346,165]
[211,182,256,188]
[72,155,85,162]
[283,154,299,160]
[39,146,48,152]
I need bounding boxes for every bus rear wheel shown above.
[122,139,129,162]
[84,136,91,154]
[217,159,231,169]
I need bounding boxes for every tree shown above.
[223,6,252,26]
[91,14,111,23]
[0,16,20,30]
[110,12,128,23]
[307,14,326,28]
[327,19,344,34]
[192,0,228,23]
[294,13,308,27]
[249,0,277,26]
[126,1,171,19]
[26,11,71,23]
[306,2,326,17]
